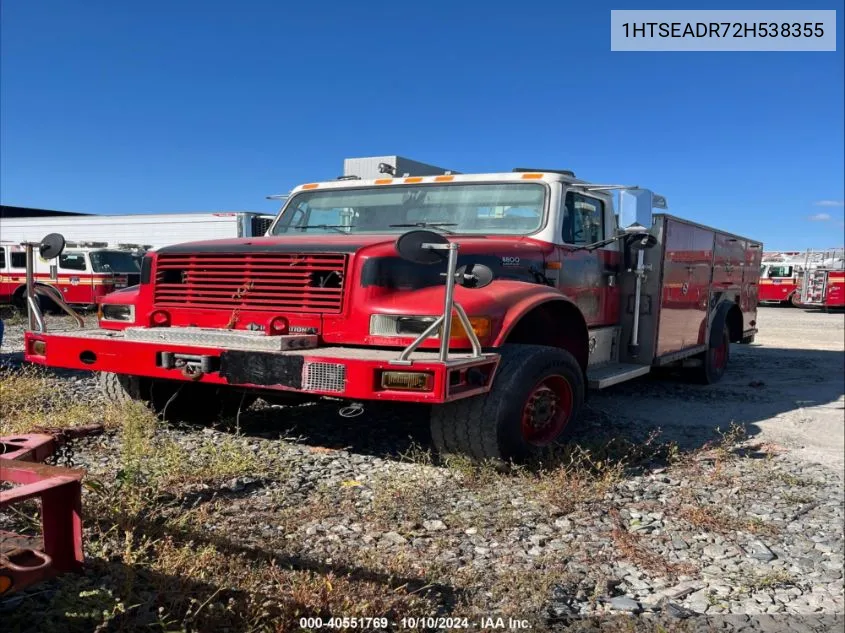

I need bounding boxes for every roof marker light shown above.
[301,183,319,190]
[374,178,394,185]
[521,173,544,179]
[404,177,423,183]
[434,175,454,182]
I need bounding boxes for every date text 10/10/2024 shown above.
[298,616,532,629]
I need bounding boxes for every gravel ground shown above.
[1,306,843,632]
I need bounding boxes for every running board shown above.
[587,363,651,389]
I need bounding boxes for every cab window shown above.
[562,192,604,245]
[59,252,87,271]
[0,247,5,269]
[10,252,26,269]
[767,265,793,278]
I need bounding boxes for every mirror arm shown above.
[571,233,625,252]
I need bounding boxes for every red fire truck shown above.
[22,164,762,462]
[759,252,805,306]
[798,249,845,310]
[1,241,143,310]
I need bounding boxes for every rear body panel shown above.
[825,272,845,307]
[616,215,760,366]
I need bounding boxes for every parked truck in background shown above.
[22,159,762,462]
[798,249,845,310]
[1,241,143,309]
[760,249,844,308]
[759,252,806,307]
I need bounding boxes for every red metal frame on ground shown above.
[1,436,86,596]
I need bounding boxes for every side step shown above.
[587,363,651,389]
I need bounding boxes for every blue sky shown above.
[1,1,843,250]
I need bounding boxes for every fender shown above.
[709,300,736,347]
[13,282,59,304]
[491,286,586,347]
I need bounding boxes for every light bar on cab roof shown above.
[293,171,558,191]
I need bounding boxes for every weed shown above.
[738,569,798,593]
[610,524,698,580]
[675,502,778,537]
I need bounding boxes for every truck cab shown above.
[22,163,762,463]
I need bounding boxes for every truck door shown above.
[57,251,90,304]
[760,264,792,302]
[656,219,713,355]
[555,191,620,326]
[0,246,10,303]
[712,233,746,302]
[743,242,762,323]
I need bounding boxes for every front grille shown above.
[153,252,347,313]
[303,361,347,392]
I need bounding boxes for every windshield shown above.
[270,183,546,236]
[90,251,142,274]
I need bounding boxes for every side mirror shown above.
[395,229,449,264]
[628,232,658,251]
[621,224,657,251]
[39,233,66,260]
[455,263,494,289]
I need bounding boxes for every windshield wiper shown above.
[388,222,457,234]
[294,224,354,234]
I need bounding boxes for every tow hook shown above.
[159,352,215,381]
[180,364,204,381]
[338,402,364,418]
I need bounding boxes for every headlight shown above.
[370,314,491,340]
[99,304,135,322]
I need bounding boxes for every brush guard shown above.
[390,241,483,366]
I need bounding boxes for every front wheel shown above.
[430,344,584,463]
[97,372,255,423]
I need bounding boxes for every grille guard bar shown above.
[390,241,483,366]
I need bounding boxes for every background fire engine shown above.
[22,157,763,462]
[760,249,844,308]
[798,248,845,310]
[0,241,142,310]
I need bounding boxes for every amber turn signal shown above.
[380,371,433,391]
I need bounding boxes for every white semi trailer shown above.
[0,211,277,251]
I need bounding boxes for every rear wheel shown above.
[12,287,57,314]
[790,292,803,308]
[691,325,730,384]
[98,372,255,423]
[430,344,584,463]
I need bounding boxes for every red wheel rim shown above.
[520,375,573,446]
[712,336,728,370]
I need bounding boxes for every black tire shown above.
[97,372,255,423]
[692,325,730,385]
[430,344,584,463]
[790,292,803,308]
[12,287,56,314]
